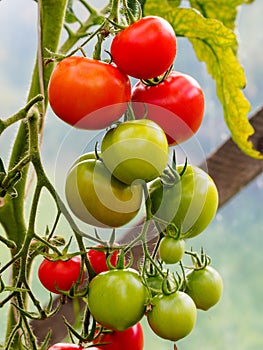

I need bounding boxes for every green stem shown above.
[0,94,44,136]
[2,0,68,347]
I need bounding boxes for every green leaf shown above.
[144,2,263,159]
[189,0,255,30]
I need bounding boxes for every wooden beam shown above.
[199,107,263,207]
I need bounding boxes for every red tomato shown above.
[131,71,205,145]
[87,245,122,274]
[48,56,131,129]
[93,323,144,350]
[111,16,176,79]
[38,256,84,294]
[48,344,86,349]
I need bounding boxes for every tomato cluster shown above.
[44,14,222,350]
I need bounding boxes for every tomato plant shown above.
[101,119,169,185]
[38,256,83,294]
[48,344,86,349]
[147,291,197,341]
[110,16,176,79]
[87,268,148,331]
[93,322,144,350]
[87,244,123,274]
[131,71,205,145]
[185,265,223,310]
[159,236,186,264]
[48,56,131,129]
[1,0,243,347]
[65,156,143,227]
[149,164,219,238]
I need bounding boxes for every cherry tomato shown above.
[147,291,197,341]
[159,236,185,264]
[87,244,123,274]
[111,16,176,79]
[101,119,169,185]
[185,265,223,310]
[38,256,84,294]
[93,323,144,350]
[48,56,131,129]
[48,344,86,349]
[131,71,205,145]
[70,151,99,170]
[149,165,218,238]
[65,156,143,228]
[146,275,163,297]
[87,268,148,331]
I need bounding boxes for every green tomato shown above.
[147,291,197,341]
[87,268,148,331]
[159,236,185,264]
[70,151,100,169]
[65,157,143,228]
[185,266,223,311]
[101,119,169,185]
[146,275,164,297]
[149,165,218,238]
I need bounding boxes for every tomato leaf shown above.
[144,2,263,159]
[189,0,255,30]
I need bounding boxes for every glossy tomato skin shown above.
[149,165,218,238]
[111,16,176,80]
[93,323,144,350]
[101,119,169,185]
[87,268,148,331]
[185,266,223,311]
[87,244,121,274]
[38,257,83,294]
[65,157,143,228]
[48,56,131,129]
[147,291,197,341]
[48,344,86,349]
[159,237,185,264]
[131,71,205,144]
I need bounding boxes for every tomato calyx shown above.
[185,247,211,271]
[141,64,174,87]
[161,152,188,188]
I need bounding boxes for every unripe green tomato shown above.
[185,265,223,310]
[65,157,143,228]
[87,268,148,331]
[149,165,218,238]
[101,119,169,185]
[159,236,185,264]
[147,291,197,341]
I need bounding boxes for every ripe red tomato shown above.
[48,56,131,129]
[111,16,176,79]
[48,344,86,349]
[93,323,144,350]
[131,71,205,145]
[38,256,84,294]
[87,245,122,274]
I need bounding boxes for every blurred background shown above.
[0,0,263,349]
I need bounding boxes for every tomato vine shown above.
[0,0,257,349]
